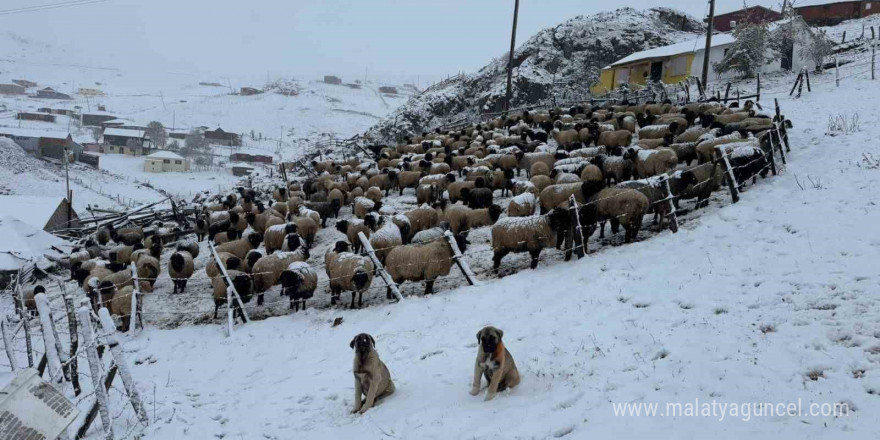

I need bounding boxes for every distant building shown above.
[709,6,782,32]
[378,86,398,94]
[324,75,343,85]
[345,83,362,89]
[0,83,26,95]
[103,127,150,155]
[199,81,223,87]
[37,107,75,117]
[77,88,104,96]
[230,152,273,164]
[0,128,83,161]
[240,87,263,96]
[0,196,80,231]
[36,87,72,100]
[144,150,190,172]
[168,130,189,140]
[81,112,117,126]
[794,0,878,26]
[11,79,37,88]
[231,164,255,177]
[204,127,241,146]
[16,112,56,123]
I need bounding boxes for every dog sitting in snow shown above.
[350,333,395,414]
[470,326,520,401]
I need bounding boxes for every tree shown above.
[714,21,772,78]
[167,139,180,151]
[800,30,833,72]
[184,129,208,153]
[146,121,167,149]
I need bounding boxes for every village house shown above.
[0,128,84,161]
[144,150,190,172]
[379,86,398,94]
[230,152,273,164]
[81,112,117,126]
[0,83,26,95]
[204,127,241,146]
[37,107,76,117]
[77,87,104,96]
[231,163,255,177]
[36,87,72,99]
[795,0,879,26]
[591,17,818,93]
[324,75,343,85]
[709,6,782,32]
[16,112,56,123]
[11,79,37,88]
[103,127,151,155]
[0,215,72,288]
[240,87,263,96]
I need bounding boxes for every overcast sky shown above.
[2,0,783,85]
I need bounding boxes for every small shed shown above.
[144,150,190,172]
[710,6,782,32]
[12,79,37,88]
[204,127,241,146]
[78,87,104,96]
[231,163,255,177]
[324,75,342,85]
[0,215,72,288]
[0,197,80,231]
[36,87,72,99]
[240,87,263,96]
[379,86,398,94]
[16,112,56,123]
[81,112,117,126]
[0,83,26,95]
[103,127,150,155]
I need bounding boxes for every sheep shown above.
[365,186,383,204]
[447,180,476,204]
[108,244,137,266]
[110,286,138,330]
[335,218,375,254]
[112,226,144,245]
[99,269,133,301]
[135,255,160,292]
[412,223,450,244]
[490,209,569,270]
[211,269,253,320]
[279,262,318,311]
[252,240,310,304]
[212,227,241,245]
[512,180,539,197]
[695,132,749,164]
[401,205,440,242]
[674,126,710,143]
[368,172,396,196]
[580,182,650,243]
[637,133,674,150]
[516,151,557,177]
[369,217,404,263]
[597,130,633,148]
[616,177,675,232]
[296,205,322,227]
[215,233,263,259]
[728,143,769,189]
[638,122,681,140]
[617,114,637,132]
[538,182,586,213]
[15,285,44,316]
[677,162,722,209]
[590,154,633,186]
[271,202,289,218]
[529,175,553,193]
[96,225,112,245]
[530,162,550,177]
[508,192,538,217]
[325,241,375,308]
[352,197,380,219]
[244,249,263,274]
[552,171,581,185]
[569,146,606,159]
[461,177,493,209]
[580,164,604,186]
[194,219,208,241]
[626,147,678,179]
[328,188,346,208]
[302,198,343,228]
[396,170,423,195]
[288,216,319,248]
[384,232,468,296]
[436,202,502,235]
[264,223,298,254]
[246,211,281,234]
[272,187,289,202]
[168,250,194,294]
[205,252,237,279]
[668,142,698,166]
[552,127,580,148]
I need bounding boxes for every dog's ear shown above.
[497,328,504,339]
[350,337,356,349]
[476,330,482,343]
[369,335,376,348]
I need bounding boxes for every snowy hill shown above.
[365,7,704,142]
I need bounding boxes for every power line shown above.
[0,0,111,16]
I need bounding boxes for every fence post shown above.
[715,146,740,203]
[773,123,788,165]
[567,195,586,259]
[98,308,149,424]
[15,271,34,368]
[357,232,404,301]
[835,57,840,87]
[129,262,140,334]
[774,98,791,152]
[444,231,480,285]
[1,318,17,371]
[756,73,761,102]
[789,72,803,96]
[765,132,778,176]
[77,300,114,440]
[61,284,82,395]
[805,69,811,91]
[873,42,876,80]
[660,176,679,233]
[208,241,249,336]
[797,72,804,98]
[723,83,731,104]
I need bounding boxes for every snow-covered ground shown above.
[6,66,872,439]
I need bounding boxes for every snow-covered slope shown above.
[63,68,880,439]
[365,7,704,142]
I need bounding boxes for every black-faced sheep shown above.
[626,147,678,179]
[279,262,318,311]
[168,251,194,294]
[325,241,375,308]
[215,233,263,260]
[369,216,404,264]
[211,269,253,320]
[461,177,494,209]
[384,232,468,295]
[264,223,298,254]
[580,182,650,243]
[252,238,310,304]
[490,208,569,270]
[538,182,586,213]
[508,192,538,217]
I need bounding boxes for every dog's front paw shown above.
[351,407,361,414]
[358,408,370,415]
[484,392,496,401]
[469,388,480,396]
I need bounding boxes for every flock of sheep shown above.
[17,97,789,327]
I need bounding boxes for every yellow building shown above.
[144,151,190,173]
[591,34,736,95]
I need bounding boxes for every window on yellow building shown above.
[667,55,688,77]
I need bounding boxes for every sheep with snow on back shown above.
[133,253,160,292]
[412,223,450,244]
[273,186,289,202]
[279,262,318,311]
[302,200,339,227]
[353,197,381,219]
[365,186,383,204]
[263,223,298,254]
[538,182,586,213]
[285,215,318,249]
[397,205,440,243]
[490,209,569,270]
[212,267,252,320]
[168,250,194,294]
[728,143,769,189]
[296,205,322,227]
[325,241,375,308]
[638,122,681,140]
[369,216,404,264]
[252,237,309,305]
[335,217,377,254]
[597,130,633,148]
[695,132,749,164]
[626,147,678,179]
[215,232,263,260]
[461,177,493,209]
[416,184,441,205]
[530,161,550,177]
[368,170,396,197]
[110,286,138,330]
[674,126,710,143]
[205,252,236,279]
[508,192,538,217]
[246,211,282,234]
[384,232,468,296]
[447,180,476,204]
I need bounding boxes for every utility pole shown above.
[505,0,520,113]
[701,0,716,89]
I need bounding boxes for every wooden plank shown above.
[98,308,149,423]
[207,241,249,332]
[76,301,114,440]
[715,146,740,203]
[444,231,479,285]
[357,232,403,301]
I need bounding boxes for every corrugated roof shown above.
[610,33,737,67]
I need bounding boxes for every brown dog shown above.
[470,326,520,401]
[350,333,395,414]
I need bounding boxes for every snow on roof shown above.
[610,33,737,67]
[103,127,145,138]
[794,0,858,7]
[0,215,71,271]
[0,127,70,140]
[146,150,185,160]
[0,196,68,231]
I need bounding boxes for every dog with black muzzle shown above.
[470,326,520,401]
[350,333,395,414]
